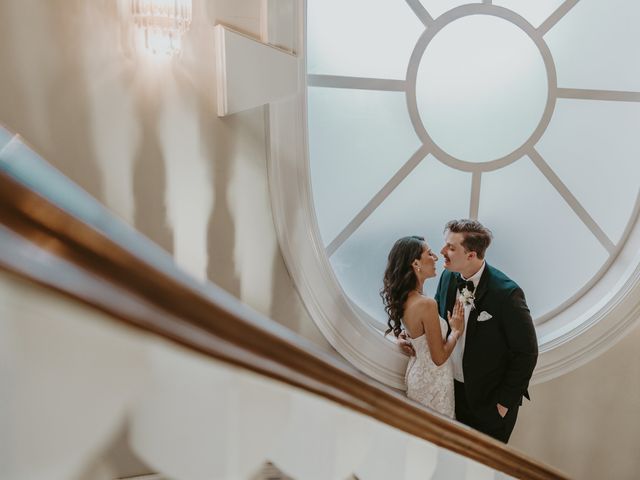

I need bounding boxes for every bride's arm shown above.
[420,298,464,366]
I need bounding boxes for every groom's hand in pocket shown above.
[397,331,415,356]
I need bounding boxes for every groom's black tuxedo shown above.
[435,263,538,442]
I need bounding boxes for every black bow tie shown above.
[457,276,475,293]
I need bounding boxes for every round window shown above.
[269,0,640,387]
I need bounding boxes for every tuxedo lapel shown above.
[465,264,491,341]
[473,264,491,305]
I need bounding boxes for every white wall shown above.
[0,3,333,476]
[0,0,331,349]
[511,320,640,479]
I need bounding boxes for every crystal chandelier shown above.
[131,0,192,57]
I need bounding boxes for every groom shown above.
[402,219,538,443]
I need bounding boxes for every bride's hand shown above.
[447,298,465,335]
[397,330,415,356]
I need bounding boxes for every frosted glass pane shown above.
[479,158,608,319]
[419,1,479,19]
[537,99,640,244]
[309,87,422,245]
[546,0,640,91]
[416,15,547,162]
[307,0,424,79]
[493,0,565,28]
[331,157,471,325]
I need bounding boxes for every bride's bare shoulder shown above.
[405,295,437,314]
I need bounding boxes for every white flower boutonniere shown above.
[460,287,476,310]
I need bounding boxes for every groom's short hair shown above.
[445,219,493,259]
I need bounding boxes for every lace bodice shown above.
[405,316,455,418]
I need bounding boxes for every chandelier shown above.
[131,0,192,57]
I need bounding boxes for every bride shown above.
[381,235,464,418]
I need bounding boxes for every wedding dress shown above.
[405,316,455,418]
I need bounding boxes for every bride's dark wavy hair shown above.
[380,236,425,338]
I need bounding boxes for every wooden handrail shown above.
[0,166,568,480]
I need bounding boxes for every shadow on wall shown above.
[0,0,176,255]
[132,86,174,254]
[201,96,242,297]
[76,422,153,480]
[0,0,105,203]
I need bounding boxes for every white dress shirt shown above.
[451,261,486,383]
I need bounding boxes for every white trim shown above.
[538,0,580,36]
[307,74,407,92]
[214,25,228,117]
[214,25,298,117]
[557,88,640,102]
[118,475,165,480]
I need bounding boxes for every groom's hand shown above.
[497,403,508,418]
[397,331,415,356]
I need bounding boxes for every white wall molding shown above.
[264,1,407,388]
[267,89,409,388]
[214,25,298,117]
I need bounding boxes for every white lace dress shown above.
[405,316,455,418]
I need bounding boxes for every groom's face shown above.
[440,231,472,273]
